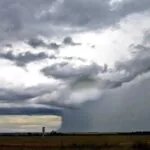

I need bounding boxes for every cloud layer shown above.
[0,0,150,132]
[0,115,61,132]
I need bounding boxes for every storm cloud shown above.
[38,0,150,30]
[41,61,102,79]
[63,36,81,46]
[60,72,150,132]
[0,51,48,66]
[0,0,149,42]
[28,37,61,50]
[0,0,150,132]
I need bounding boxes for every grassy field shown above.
[0,134,150,149]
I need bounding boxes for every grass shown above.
[0,134,149,149]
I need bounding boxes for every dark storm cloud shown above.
[63,56,85,62]
[0,107,62,116]
[0,0,56,41]
[0,51,48,66]
[4,43,13,48]
[33,42,150,114]
[0,84,56,102]
[0,83,79,116]
[113,44,150,84]
[41,61,102,79]
[0,81,86,109]
[0,0,149,42]
[28,37,46,48]
[132,44,150,51]
[78,43,150,90]
[59,73,150,132]
[0,88,35,102]
[39,0,150,31]
[143,31,150,44]
[49,42,60,49]
[28,36,81,50]
[63,36,81,46]
[41,43,150,89]
[59,41,150,132]
[39,0,116,28]
[0,50,88,67]
[59,108,91,132]
[28,37,61,50]
[117,0,150,16]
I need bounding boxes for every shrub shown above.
[132,141,150,150]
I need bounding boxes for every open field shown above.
[0,133,150,149]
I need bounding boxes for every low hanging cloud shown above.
[63,36,81,46]
[28,37,61,50]
[49,42,60,50]
[0,83,64,116]
[0,51,48,66]
[0,84,58,103]
[27,37,46,48]
[27,36,81,50]
[41,61,102,80]
[0,107,62,116]
[0,48,88,67]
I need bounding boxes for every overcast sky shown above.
[0,0,150,132]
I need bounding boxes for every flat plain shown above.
[0,133,150,149]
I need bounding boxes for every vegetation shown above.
[0,132,149,149]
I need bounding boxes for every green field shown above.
[0,134,150,149]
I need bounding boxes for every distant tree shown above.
[50,130,57,135]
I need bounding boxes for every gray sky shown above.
[0,0,150,132]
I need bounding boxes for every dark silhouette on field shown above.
[0,131,150,136]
